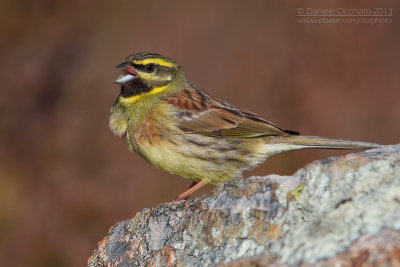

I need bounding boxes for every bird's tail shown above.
[262,135,381,157]
[276,135,380,149]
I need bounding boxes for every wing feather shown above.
[165,84,298,138]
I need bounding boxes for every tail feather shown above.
[268,135,381,150]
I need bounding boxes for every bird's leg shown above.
[174,181,206,202]
[186,181,198,197]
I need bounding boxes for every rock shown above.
[88,145,400,266]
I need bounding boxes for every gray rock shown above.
[88,144,400,266]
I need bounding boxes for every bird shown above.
[109,52,380,201]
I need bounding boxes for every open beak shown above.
[115,62,138,84]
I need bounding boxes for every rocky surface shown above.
[88,145,400,266]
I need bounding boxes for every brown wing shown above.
[165,84,298,138]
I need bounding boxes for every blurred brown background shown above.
[0,0,399,266]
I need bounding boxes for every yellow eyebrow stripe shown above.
[132,58,174,67]
[120,85,168,104]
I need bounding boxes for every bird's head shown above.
[115,52,186,100]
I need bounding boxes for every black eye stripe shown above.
[132,63,157,73]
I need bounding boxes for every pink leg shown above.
[174,181,206,202]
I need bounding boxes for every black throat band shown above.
[120,78,152,98]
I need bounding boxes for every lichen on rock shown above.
[88,144,400,266]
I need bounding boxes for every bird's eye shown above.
[144,63,156,73]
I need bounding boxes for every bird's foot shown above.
[173,181,206,202]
